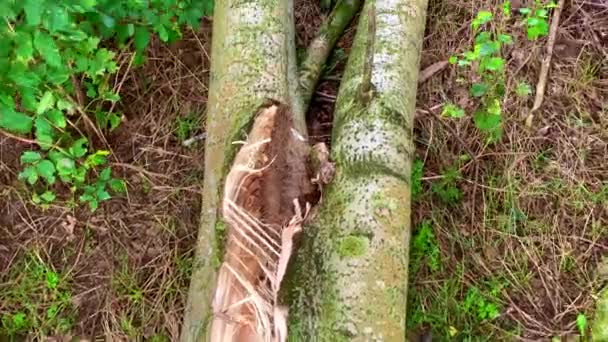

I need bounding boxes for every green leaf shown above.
[442,103,465,118]
[19,166,39,185]
[471,83,489,97]
[46,110,66,128]
[116,24,135,44]
[85,150,110,168]
[24,0,43,26]
[99,167,112,181]
[472,10,493,30]
[475,31,492,44]
[109,178,126,193]
[498,34,513,44]
[448,56,458,64]
[482,57,505,72]
[519,8,531,15]
[478,41,500,56]
[14,31,34,62]
[56,157,76,177]
[36,160,56,184]
[40,191,56,203]
[577,313,587,336]
[515,82,532,97]
[69,138,88,158]
[37,91,56,115]
[134,27,150,51]
[8,63,41,88]
[56,98,74,113]
[100,14,116,28]
[34,31,62,67]
[157,25,169,42]
[21,151,42,164]
[0,106,33,134]
[503,1,511,16]
[96,187,111,201]
[527,18,549,40]
[34,116,54,149]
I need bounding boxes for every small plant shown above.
[411,220,441,273]
[431,166,463,205]
[411,159,424,201]
[463,286,501,320]
[576,313,588,337]
[446,2,554,143]
[518,1,557,40]
[0,253,74,336]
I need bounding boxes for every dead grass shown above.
[0,21,210,339]
[0,0,606,339]
[409,0,607,339]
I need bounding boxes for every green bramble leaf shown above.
[85,150,110,168]
[40,191,57,203]
[577,313,587,336]
[36,91,56,115]
[14,31,34,62]
[34,116,55,149]
[99,167,112,181]
[0,106,33,134]
[21,151,42,164]
[515,82,532,97]
[471,83,489,97]
[56,157,76,177]
[34,31,62,67]
[69,138,88,158]
[519,8,531,15]
[442,103,465,118]
[36,160,57,184]
[24,0,43,26]
[109,178,127,193]
[19,166,39,185]
[472,11,493,30]
[482,57,505,72]
[498,34,513,44]
[448,56,458,64]
[134,27,150,51]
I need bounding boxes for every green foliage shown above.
[431,166,463,205]
[411,159,424,201]
[464,287,500,320]
[411,220,441,273]
[175,112,202,142]
[446,2,554,144]
[1,0,211,210]
[519,1,555,40]
[577,313,588,337]
[0,253,74,337]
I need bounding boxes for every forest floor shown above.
[0,0,606,340]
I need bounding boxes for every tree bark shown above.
[180,1,301,340]
[287,0,428,340]
[181,1,361,340]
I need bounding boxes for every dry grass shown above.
[0,0,606,340]
[409,0,607,339]
[0,22,210,339]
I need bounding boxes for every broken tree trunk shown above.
[181,1,360,340]
[287,0,428,340]
[180,1,303,340]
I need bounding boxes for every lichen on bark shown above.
[287,0,428,340]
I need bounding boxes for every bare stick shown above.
[418,60,448,84]
[526,0,565,127]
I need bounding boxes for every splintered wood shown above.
[211,104,315,342]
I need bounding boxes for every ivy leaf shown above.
[37,91,55,115]
[34,31,62,67]
[36,160,57,184]
[46,109,66,128]
[21,151,42,164]
[0,106,33,134]
[19,166,39,185]
[24,0,43,26]
[134,27,150,51]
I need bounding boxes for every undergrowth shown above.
[0,0,212,210]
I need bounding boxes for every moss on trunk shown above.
[287,0,428,340]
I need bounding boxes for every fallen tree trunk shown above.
[181,1,361,340]
[287,0,428,340]
[180,1,302,340]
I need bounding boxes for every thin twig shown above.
[0,128,36,145]
[526,0,566,127]
[418,60,448,84]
